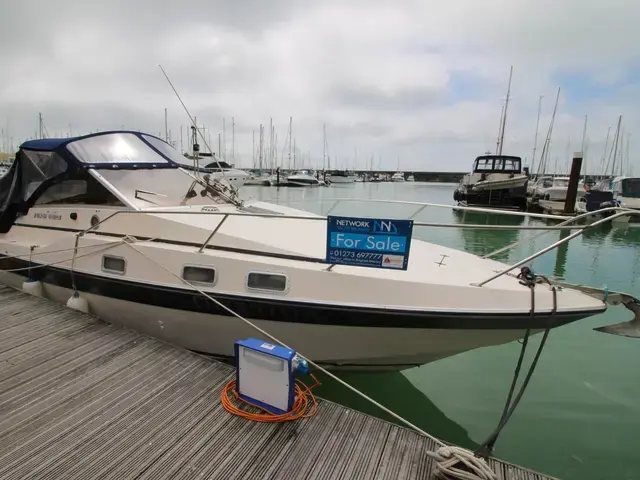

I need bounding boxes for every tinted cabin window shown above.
[503,158,519,172]
[474,158,494,172]
[247,272,287,292]
[182,266,216,284]
[22,150,67,200]
[102,255,126,274]
[34,172,125,206]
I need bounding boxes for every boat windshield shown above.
[97,168,234,208]
[67,133,170,166]
[473,156,521,174]
[622,178,640,198]
[554,178,570,187]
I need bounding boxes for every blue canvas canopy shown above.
[0,131,184,232]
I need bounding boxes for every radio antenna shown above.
[158,64,237,197]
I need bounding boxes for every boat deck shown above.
[0,285,556,479]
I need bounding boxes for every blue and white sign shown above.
[326,216,414,270]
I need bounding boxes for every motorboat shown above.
[182,152,249,190]
[407,175,415,182]
[286,169,320,186]
[609,176,640,223]
[0,131,611,371]
[454,155,528,210]
[327,170,357,184]
[531,176,586,202]
[391,172,405,182]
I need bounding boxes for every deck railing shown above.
[79,200,639,288]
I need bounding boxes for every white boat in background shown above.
[611,176,640,223]
[407,174,415,182]
[181,152,249,190]
[532,176,586,202]
[0,131,617,371]
[391,172,405,182]
[328,170,357,184]
[287,169,320,186]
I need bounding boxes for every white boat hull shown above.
[471,175,528,192]
[0,271,541,371]
[329,175,357,184]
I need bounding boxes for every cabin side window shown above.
[22,150,68,201]
[246,272,288,292]
[474,158,494,172]
[182,266,217,284]
[102,255,126,274]
[34,172,125,206]
[503,158,519,172]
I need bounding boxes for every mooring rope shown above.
[4,235,560,479]
[120,239,500,479]
[476,270,555,456]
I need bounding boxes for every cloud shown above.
[1,0,639,174]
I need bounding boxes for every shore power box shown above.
[235,338,308,414]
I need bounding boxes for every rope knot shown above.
[430,446,496,480]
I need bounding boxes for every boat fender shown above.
[66,292,90,314]
[22,280,43,298]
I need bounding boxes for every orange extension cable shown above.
[221,374,321,422]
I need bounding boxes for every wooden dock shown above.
[0,285,556,479]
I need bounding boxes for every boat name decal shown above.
[34,212,62,221]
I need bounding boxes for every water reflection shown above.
[553,229,570,279]
[452,210,524,262]
[609,226,640,245]
[312,371,477,450]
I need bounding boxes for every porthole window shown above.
[182,266,216,284]
[102,255,126,274]
[246,272,287,292]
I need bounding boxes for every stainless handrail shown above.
[482,205,629,259]
[81,207,590,241]
[324,197,574,220]
[476,210,640,287]
[75,201,637,280]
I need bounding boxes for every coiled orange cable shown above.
[221,374,321,422]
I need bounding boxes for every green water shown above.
[244,182,640,480]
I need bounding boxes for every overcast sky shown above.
[1,0,639,173]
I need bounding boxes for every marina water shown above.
[242,181,640,480]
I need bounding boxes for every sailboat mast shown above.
[323,124,327,171]
[222,118,226,161]
[497,65,513,156]
[287,117,292,170]
[600,126,611,177]
[259,124,264,170]
[232,117,235,165]
[495,104,504,154]
[164,108,168,142]
[252,130,256,169]
[580,114,588,176]
[531,95,543,173]
[608,115,622,176]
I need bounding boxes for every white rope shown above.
[428,446,497,480]
[6,233,496,478]
[121,240,454,446]
[1,239,123,261]
[2,240,125,273]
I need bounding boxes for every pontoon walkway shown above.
[0,286,556,479]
